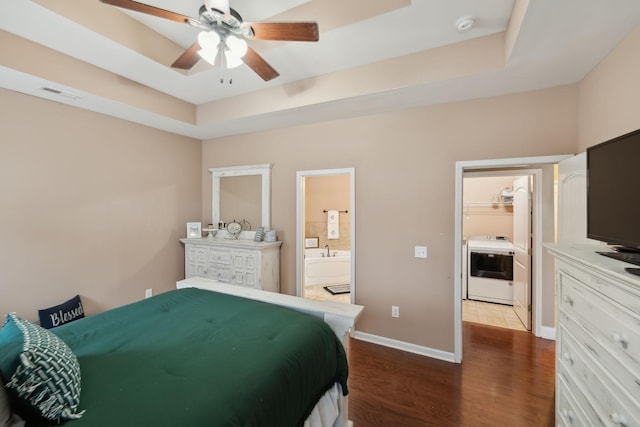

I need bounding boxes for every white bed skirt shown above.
[304,383,343,427]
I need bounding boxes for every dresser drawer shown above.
[558,325,640,427]
[208,250,232,265]
[558,261,640,315]
[557,374,595,427]
[187,247,208,263]
[558,310,640,399]
[229,271,258,289]
[559,270,640,375]
[232,251,258,269]
[557,333,605,426]
[208,266,231,282]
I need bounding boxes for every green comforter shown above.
[34,288,348,427]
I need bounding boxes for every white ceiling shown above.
[2,0,640,139]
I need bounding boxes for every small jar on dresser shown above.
[545,243,640,427]
[180,237,282,293]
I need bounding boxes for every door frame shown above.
[454,155,572,363]
[296,168,356,302]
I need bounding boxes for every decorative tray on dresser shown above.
[545,244,640,427]
[180,237,282,293]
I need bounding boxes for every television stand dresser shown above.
[545,244,640,426]
[180,237,282,292]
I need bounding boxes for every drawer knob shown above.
[610,412,627,426]
[562,295,574,306]
[562,352,574,365]
[561,408,573,423]
[612,332,628,349]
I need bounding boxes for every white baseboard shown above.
[538,325,556,340]
[353,331,456,363]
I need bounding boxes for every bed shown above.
[0,278,363,427]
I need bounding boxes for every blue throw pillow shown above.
[0,314,84,422]
[38,295,84,329]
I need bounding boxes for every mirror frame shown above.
[210,164,272,231]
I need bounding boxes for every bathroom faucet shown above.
[325,244,330,257]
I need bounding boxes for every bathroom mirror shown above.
[210,164,272,231]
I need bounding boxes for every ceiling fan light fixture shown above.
[225,35,247,60]
[224,50,243,68]
[198,47,218,66]
[197,31,220,50]
[197,31,221,65]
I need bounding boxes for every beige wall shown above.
[463,176,515,241]
[203,85,578,352]
[578,23,640,150]
[1,31,195,125]
[305,175,351,251]
[0,89,202,322]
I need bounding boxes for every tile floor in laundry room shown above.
[463,299,527,331]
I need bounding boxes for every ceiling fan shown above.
[99,0,319,81]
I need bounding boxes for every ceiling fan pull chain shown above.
[217,51,232,84]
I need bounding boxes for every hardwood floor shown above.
[348,322,555,426]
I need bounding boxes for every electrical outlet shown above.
[415,246,428,258]
[391,306,400,318]
[145,288,153,299]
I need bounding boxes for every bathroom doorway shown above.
[296,168,355,304]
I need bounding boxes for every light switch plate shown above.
[415,246,428,258]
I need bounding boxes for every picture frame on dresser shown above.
[254,226,265,242]
[186,222,202,239]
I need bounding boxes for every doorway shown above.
[462,171,533,332]
[296,168,355,303]
[453,155,572,363]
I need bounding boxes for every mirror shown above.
[210,164,272,232]
[220,175,261,229]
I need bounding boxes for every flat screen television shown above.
[587,128,640,274]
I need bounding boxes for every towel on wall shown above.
[327,210,339,239]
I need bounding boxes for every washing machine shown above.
[466,235,514,305]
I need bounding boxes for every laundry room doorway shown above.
[462,171,533,332]
[295,168,356,304]
[453,155,572,363]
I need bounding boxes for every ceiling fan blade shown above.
[99,0,193,24]
[242,47,279,81]
[244,22,319,42]
[171,42,201,70]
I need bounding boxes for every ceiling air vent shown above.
[40,87,82,100]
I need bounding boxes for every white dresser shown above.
[546,244,640,427]
[180,238,282,292]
